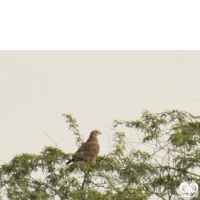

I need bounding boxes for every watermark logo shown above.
[179,181,198,199]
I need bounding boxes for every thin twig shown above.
[188,94,200,101]
[86,180,118,192]
[43,131,60,148]
[155,165,200,178]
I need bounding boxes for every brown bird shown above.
[67,130,102,164]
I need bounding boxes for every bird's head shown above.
[91,130,102,136]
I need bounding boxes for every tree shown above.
[0,110,200,200]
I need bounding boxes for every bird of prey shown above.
[67,130,102,164]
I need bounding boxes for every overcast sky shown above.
[0,51,200,163]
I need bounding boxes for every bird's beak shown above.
[99,132,102,135]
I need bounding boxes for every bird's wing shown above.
[72,141,100,161]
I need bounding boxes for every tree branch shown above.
[28,176,63,200]
[85,180,118,192]
[156,165,200,178]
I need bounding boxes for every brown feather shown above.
[67,130,102,164]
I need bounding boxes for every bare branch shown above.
[43,131,61,148]
[188,94,200,101]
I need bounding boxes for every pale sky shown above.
[0,51,200,163]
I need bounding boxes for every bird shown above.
[67,130,102,165]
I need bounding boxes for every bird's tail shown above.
[66,159,72,165]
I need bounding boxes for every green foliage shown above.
[1,110,200,200]
[62,114,84,147]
